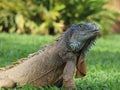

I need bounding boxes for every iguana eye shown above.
[79,24,84,30]
[79,25,82,28]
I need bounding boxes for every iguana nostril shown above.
[95,25,99,30]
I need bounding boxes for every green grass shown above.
[0,33,120,90]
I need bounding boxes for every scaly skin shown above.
[0,22,99,90]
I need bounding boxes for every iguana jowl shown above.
[0,22,99,90]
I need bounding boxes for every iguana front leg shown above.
[63,60,76,90]
[59,52,77,90]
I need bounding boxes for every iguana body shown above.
[0,41,66,87]
[0,22,99,90]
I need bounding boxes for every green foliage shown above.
[0,0,119,35]
[0,33,120,90]
[0,0,65,35]
[59,0,119,35]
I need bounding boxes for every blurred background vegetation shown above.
[0,1,120,90]
[0,0,120,35]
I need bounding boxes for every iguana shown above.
[0,22,99,90]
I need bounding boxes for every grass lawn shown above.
[0,33,120,90]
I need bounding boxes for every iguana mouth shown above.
[89,29,100,35]
[92,30,99,34]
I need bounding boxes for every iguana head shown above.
[65,22,99,52]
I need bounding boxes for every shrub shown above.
[0,0,119,35]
